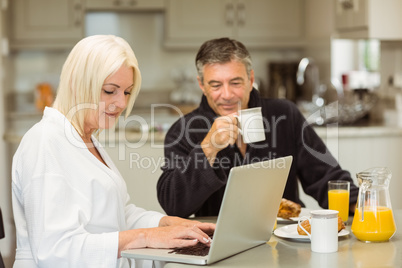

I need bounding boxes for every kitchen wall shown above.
[3,2,402,266]
[7,1,402,107]
[379,41,402,100]
[331,38,402,101]
[7,12,303,99]
[9,3,402,112]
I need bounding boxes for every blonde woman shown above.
[11,35,214,268]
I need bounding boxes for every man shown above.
[157,37,358,218]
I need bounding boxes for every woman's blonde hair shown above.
[53,35,141,135]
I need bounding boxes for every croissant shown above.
[297,218,311,235]
[277,198,301,219]
[297,216,345,235]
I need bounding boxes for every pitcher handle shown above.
[359,180,370,221]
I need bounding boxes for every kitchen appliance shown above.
[266,61,301,102]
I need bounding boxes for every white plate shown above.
[277,208,312,224]
[274,224,350,241]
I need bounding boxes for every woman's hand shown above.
[118,216,215,257]
[156,216,215,246]
[143,224,213,249]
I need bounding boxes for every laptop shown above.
[122,155,293,265]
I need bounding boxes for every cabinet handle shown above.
[225,3,235,26]
[237,2,245,26]
[74,0,82,26]
[339,0,354,10]
[74,2,82,10]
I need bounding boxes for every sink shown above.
[300,90,379,126]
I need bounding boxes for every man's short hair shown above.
[195,37,252,84]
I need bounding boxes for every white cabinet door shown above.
[334,0,367,30]
[11,0,84,49]
[164,0,233,48]
[335,135,402,211]
[236,0,303,46]
[334,0,402,40]
[165,0,304,49]
[300,129,402,211]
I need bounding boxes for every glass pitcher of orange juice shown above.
[351,167,396,242]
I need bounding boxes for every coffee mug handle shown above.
[298,216,311,240]
[233,114,243,135]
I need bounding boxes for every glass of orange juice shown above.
[328,180,350,222]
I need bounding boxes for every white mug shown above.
[298,210,339,253]
[235,107,266,144]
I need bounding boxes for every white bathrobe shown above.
[12,107,165,268]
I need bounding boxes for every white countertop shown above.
[314,109,402,138]
[161,210,402,268]
[4,110,402,144]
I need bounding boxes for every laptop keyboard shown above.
[168,242,210,256]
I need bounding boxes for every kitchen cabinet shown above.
[10,0,84,50]
[334,0,402,40]
[85,0,165,12]
[301,125,402,210]
[164,0,304,49]
[334,0,367,31]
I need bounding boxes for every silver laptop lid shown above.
[207,156,292,264]
[121,156,292,265]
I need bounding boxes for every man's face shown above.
[198,60,254,116]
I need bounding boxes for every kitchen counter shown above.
[6,124,402,144]
[314,123,402,138]
[4,110,402,144]
[3,110,179,144]
[313,109,402,138]
[160,210,402,268]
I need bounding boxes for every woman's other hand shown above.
[155,216,215,247]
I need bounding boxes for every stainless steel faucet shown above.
[297,58,317,85]
[296,57,324,107]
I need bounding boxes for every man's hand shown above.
[201,114,239,166]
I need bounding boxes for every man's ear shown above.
[249,69,255,88]
[197,76,206,95]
